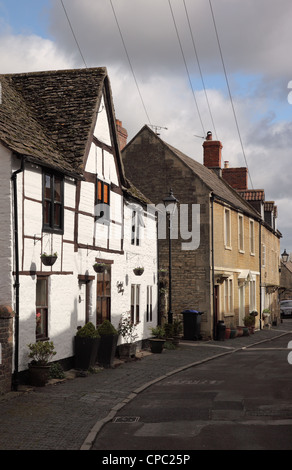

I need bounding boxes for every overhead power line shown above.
[183,0,218,140]
[60,0,88,68]
[168,0,205,137]
[109,0,151,125]
[208,0,253,189]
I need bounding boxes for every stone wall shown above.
[0,305,14,394]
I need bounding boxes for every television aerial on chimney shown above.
[150,124,168,136]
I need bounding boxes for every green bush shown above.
[76,322,100,338]
[49,362,65,379]
[150,326,165,339]
[27,341,56,365]
[97,319,117,336]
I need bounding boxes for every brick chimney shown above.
[116,119,128,150]
[222,167,248,191]
[203,131,223,177]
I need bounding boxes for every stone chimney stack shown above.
[203,131,223,177]
[116,119,128,151]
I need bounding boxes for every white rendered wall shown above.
[0,144,13,306]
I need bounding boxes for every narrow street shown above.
[93,322,292,451]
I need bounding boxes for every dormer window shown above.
[43,172,64,233]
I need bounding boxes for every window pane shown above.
[97,181,102,202]
[54,177,61,202]
[36,278,47,306]
[44,201,51,225]
[104,184,109,204]
[36,308,47,338]
[45,174,51,199]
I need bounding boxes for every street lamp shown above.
[163,189,179,324]
[281,249,289,263]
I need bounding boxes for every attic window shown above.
[43,172,64,233]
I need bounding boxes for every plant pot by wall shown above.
[149,338,165,353]
[75,336,100,370]
[242,327,250,336]
[28,364,50,387]
[225,327,231,339]
[118,343,137,360]
[97,335,118,368]
[237,326,243,337]
[230,329,237,339]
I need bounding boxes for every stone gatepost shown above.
[0,305,14,394]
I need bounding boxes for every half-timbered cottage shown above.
[0,68,157,391]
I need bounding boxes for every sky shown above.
[0,0,291,256]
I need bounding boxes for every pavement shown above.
[0,320,291,451]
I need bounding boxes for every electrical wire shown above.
[60,0,88,69]
[208,0,254,188]
[168,0,205,137]
[109,0,151,125]
[183,0,218,140]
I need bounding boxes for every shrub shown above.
[76,322,100,338]
[97,319,118,336]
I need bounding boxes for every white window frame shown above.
[223,277,233,313]
[146,285,153,322]
[131,284,140,324]
[224,208,232,249]
[238,214,244,253]
[249,278,256,312]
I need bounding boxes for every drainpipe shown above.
[11,157,25,391]
[211,193,216,339]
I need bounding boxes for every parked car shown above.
[280,300,292,318]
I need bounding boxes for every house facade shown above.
[0,69,158,393]
[122,126,281,338]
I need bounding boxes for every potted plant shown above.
[149,326,165,353]
[75,322,100,370]
[40,252,58,266]
[117,312,138,360]
[97,319,118,368]
[27,341,56,386]
[93,262,106,273]
[133,267,144,276]
[244,315,255,334]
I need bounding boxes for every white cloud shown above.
[0,31,73,73]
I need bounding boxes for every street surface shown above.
[93,327,292,451]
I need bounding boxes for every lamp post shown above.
[163,189,179,324]
[281,249,289,263]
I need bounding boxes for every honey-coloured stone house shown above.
[122,125,281,338]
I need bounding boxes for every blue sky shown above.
[0,0,50,37]
[0,0,291,253]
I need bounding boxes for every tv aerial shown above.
[149,124,168,135]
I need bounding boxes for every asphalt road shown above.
[93,330,292,451]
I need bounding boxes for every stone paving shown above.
[0,321,291,450]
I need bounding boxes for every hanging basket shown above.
[41,254,57,266]
[93,263,106,273]
[133,267,144,276]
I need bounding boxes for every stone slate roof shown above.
[0,68,110,177]
[161,138,260,219]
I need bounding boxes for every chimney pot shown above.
[224,161,229,168]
